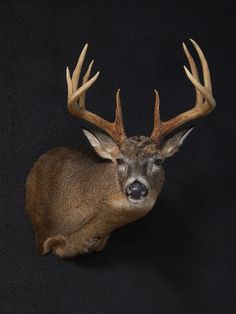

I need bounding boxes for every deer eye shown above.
[116,158,124,165]
[154,158,163,166]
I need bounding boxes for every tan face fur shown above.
[83,127,193,204]
[117,136,163,203]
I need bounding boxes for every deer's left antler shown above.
[150,39,216,144]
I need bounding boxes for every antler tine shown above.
[66,45,99,108]
[150,90,161,141]
[72,43,88,92]
[114,89,127,142]
[150,39,216,144]
[79,59,94,109]
[190,39,212,92]
[183,39,215,107]
[66,44,127,146]
[182,41,202,106]
[183,66,215,106]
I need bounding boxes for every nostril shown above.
[126,185,132,194]
[125,183,134,196]
[140,185,148,197]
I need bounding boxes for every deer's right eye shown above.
[116,158,124,165]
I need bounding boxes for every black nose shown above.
[125,180,148,200]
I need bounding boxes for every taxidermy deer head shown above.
[26,39,215,258]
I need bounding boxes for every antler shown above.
[66,44,127,146]
[150,39,216,144]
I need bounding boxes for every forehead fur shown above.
[121,136,158,158]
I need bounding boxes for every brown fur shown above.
[26,145,164,258]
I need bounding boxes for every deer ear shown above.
[82,129,120,162]
[160,127,193,158]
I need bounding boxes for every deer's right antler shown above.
[66,44,127,146]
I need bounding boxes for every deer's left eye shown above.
[154,158,163,166]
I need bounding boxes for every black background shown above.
[0,1,235,313]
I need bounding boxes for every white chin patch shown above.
[128,196,146,204]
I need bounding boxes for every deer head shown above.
[66,40,215,204]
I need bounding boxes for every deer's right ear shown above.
[82,129,120,162]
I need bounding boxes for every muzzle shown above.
[125,180,148,201]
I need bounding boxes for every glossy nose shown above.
[125,180,148,200]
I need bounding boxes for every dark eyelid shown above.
[155,157,163,165]
[116,158,124,165]
[149,155,161,162]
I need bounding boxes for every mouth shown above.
[127,195,147,204]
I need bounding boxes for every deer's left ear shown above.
[82,129,120,162]
[160,127,194,158]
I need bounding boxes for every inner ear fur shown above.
[83,129,120,161]
[160,127,194,158]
